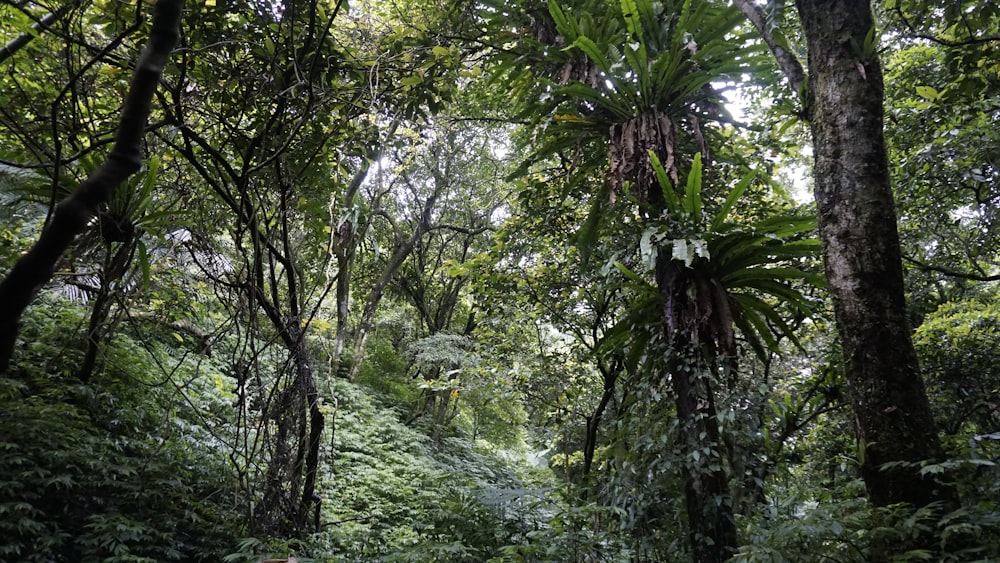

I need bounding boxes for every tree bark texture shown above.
[657,260,737,563]
[252,321,324,537]
[0,0,183,374]
[794,0,957,510]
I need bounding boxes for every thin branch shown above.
[445,115,530,125]
[893,7,1000,48]
[732,0,808,112]
[425,223,492,235]
[902,255,1000,282]
[0,1,77,65]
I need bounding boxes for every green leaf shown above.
[614,260,651,286]
[620,0,643,41]
[648,150,681,215]
[623,40,649,99]
[711,171,755,231]
[140,157,160,201]
[684,152,703,218]
[650,50,686,100]
[573,36,611,73]
[577,184,609,264]
[136,239,151,290]
[915,85,939,101]
[753,214,818,238]
[548,0,580,41]
[401,75,423,88]
[557,83,631,118]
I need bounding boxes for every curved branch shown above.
[0,0,183,374]
[893,7,1000,47]
[902,255,1000,282]
[732,0,808,111]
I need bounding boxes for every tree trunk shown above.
[346,185,441,381]
[582,363,618,477]
[795,0,957,515]
[252,321,324,536]
[78,239,136,381]
[293,329,324,532]
[658,261,737,563]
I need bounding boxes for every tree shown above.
[387,122,503,439]
[0,0,182,373]
[486,0,752,554]
[5,0,1000,559]
[736,0,960,552]
[795,0,957,511]
[480,0,826,559]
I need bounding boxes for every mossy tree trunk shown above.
[795,0,958,520]
[658,260,737,563]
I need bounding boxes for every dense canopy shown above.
[0,0,997,561]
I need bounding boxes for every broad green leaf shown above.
[623,40,649,99]
[614,260,652,286]
[620,0,643,41]
[558,83,631,117]
[140,157,160,200]
[733,295,781,350]
[400,75,423,88]
[137,239,151,290]
[574,36,611,73]
[548,0,580,41]
[577,184,609,264]
[915,85,939,101]
[650,50,685,99]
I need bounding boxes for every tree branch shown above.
[732,0,808,111]
[0,0,183,374]
[902,255,1000,282]
[893,7,1000,47]
[0,1,77,65]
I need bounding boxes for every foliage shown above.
[882,8,1000,321]
[632,151,823,356]
[223,377,549,561]
[2,0,1000,560]
[914,296,1000,436]
[0,301,243,562]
